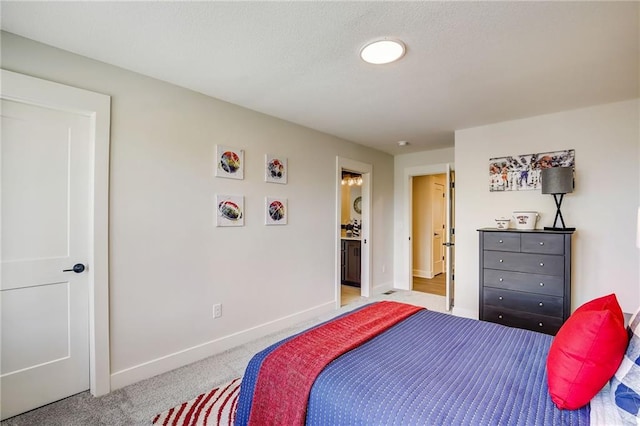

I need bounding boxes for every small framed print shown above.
[265,154,287,184]
[216,194,244,227]
[265,197,287,225]
[215,145,244,179]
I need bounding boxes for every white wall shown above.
[454,99,640,318]
[1,33,395,388]
[393,148,455,289]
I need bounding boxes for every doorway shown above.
[336,157,372,308]
[412,174,446,296]
[340,171,363,306]
[403,163,455,311]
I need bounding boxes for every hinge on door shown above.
[442,256,445,260]
[450,182,455,189]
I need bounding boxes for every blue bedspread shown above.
[237,308,590,425]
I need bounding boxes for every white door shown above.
[431,182,445,276]
[445,165,455,311]
[1,98,92,419]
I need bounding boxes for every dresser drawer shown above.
[521,233,565,255]
[483,306,563,335]
[483,251,564,276]
[483,232,520,252]
[483,269,564,296]
[483,288,563,317]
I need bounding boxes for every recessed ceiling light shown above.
[360,39,406,65]
[397,140,409,147]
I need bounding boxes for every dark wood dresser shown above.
[478,228,574,335]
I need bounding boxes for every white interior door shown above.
[445,165,455,311]
[1,99,92,419]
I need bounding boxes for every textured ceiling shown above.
[1,2,638,155]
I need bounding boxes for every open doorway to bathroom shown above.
[336,157,372,309]
[340,171,363,306]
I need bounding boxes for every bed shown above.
[234,300,638,425]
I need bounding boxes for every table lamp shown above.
[541,166,575,231]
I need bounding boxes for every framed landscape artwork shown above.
[489,149,575,192]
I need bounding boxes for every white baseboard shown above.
[412,269,432,279]
[109,301,335,390]
[452,306,478,320]
[372,280,394,295]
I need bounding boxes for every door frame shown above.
[336,157,372,308]
[401,163,454,301]
[1,70,112,396]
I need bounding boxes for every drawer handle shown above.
[540,262,544,266]
[539,322,544,327]
[499,259,504,263]
[499,278,504,282]
[499,296,503,300]
[539,282,544,287]
[539,302,544,307]
[499,240,503,243]
[498,315,503,319]
[539,242,544,246]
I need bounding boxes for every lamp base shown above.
[544,226,576,231]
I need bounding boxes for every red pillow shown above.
[547,300,628,410]
[573,293,624,322]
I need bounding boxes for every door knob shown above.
[63,263,86,273]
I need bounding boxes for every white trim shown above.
[110,301,335,390]
[1,70,111,397]
[412,269,432,279]
[372,280,394,295]
[452,306,477,320]
[336,157,373,308]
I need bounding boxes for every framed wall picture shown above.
[215,145,244,179]
[489,149,575,192]
[216,194,244,227]
[265,197,287,225]
[265,154,287,184]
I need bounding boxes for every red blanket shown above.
[247,301,423,425]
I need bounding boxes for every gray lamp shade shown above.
[541,166,574,194]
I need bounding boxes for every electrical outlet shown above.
[213,303,222,319]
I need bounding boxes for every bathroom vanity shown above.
[341,238,361,287]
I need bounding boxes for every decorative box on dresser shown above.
[478,228,574,335]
